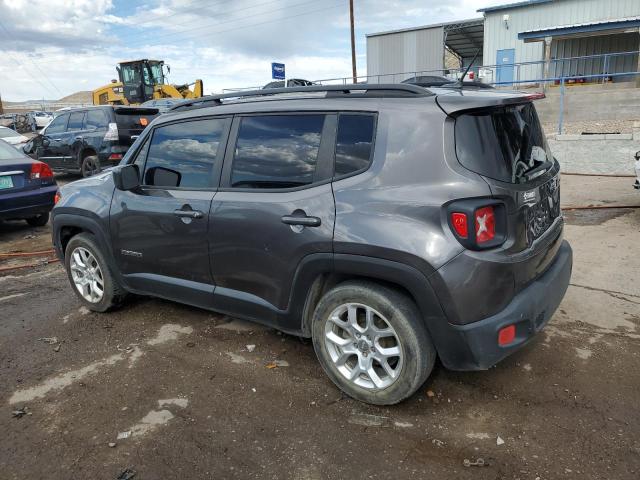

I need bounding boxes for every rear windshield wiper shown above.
[522,160,552,182]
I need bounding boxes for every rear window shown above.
[67,111,85,132]
[0,139,19,159]
[455,103,552,184]
[114,108,158,130]
[335,114,375,177]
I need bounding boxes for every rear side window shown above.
[85,110,108,130]
[335,114,375,177]
[46,114,68,134]
[115,109,158,130]
[455,103,552,184]
[67,111,85,132]
[142,119,226,189]
[231,114,325,189]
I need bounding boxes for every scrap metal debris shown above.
[116,468,137,480]
[38,337,58,344]
[12,407,30,418]
[463,458,486,468]
[116,431,131,440]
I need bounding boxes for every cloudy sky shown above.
[0,0,505,101]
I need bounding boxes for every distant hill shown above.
[57,91,92,103]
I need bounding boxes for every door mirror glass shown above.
[113,164,140,191]
[145,166,181,188]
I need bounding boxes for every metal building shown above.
[366,18,484,83]
[366,0,640,86]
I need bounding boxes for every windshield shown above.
[147,62,164,84]
[455,103,552,183]
[121,64,141,84]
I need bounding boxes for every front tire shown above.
[81,155,100,178]
[64,233,126,312]
[312,281,436,405]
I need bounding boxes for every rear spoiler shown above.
[435,91,545,116]
[113,107,159,115]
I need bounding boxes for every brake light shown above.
[104,122,119,141]
[54,191,61,204]
[30,161,53,179]
[140,117,148,126]
[474,206,496,243]
[108,153,123,161]
[525,92,546,100]
[451,213,468,238]
[498,325,516,346]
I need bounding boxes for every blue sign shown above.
[271,62,285,80]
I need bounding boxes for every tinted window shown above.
[67,111,85,132]
[142,119,225,189]
[231,115,325,189]
[455,103,552,184]
[45,114,68,134]
[85,110,108,130]
[335,114,375,177]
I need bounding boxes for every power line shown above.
[0,20,64,98]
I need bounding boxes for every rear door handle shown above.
[281,215,321,227]
[74,136,83,140]
[173,209,204,219]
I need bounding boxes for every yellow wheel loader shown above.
[93,59,203,106]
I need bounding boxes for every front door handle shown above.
[174,209,204,219]
[281,215,321,227]
[74,136,83,141]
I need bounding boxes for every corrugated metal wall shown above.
[483,0,640,82]
[366,26,444,83]
[550,33,639,79]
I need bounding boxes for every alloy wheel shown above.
[69,247,104,303]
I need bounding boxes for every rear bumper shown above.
[438,240,573,370]
[0,185,56,220]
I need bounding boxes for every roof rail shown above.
[169,83,431,112]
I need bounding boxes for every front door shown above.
[38,113,69,170]
[496,48,515,85]
[210,113,336,326]
[110,116,231,306]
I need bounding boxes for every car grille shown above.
[525,175,561,247]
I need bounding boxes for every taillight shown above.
[54,191,61,204]
[104,122,119,141]
[108,153,123,161]
[447,200,506,250]
[31,161,53,179]
[451,212,468,238]
[474,206,496,243]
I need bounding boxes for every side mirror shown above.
[113,164,140,191]
[635,151,640,161]
[41,137,50,147]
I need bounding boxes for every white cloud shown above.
[0,0,504,101]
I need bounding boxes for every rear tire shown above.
[312,281,436,405]
[81,155,100,178]
[64,233,126,312]
[26,212,49,227]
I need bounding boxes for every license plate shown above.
[0,175,14,190]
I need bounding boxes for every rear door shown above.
[209,113,336,324]
[110,116,231,306]
[38,113,69,169]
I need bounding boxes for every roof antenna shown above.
[456,48,481,89]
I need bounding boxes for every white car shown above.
[0,126,29,147]
[31,111,53,128]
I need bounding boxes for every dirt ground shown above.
[1,174,639,480]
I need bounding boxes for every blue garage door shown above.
[496,49,515,85]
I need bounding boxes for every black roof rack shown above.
[169,83,432,112]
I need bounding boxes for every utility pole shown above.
[350,0,357,83]
[0,92,3,115]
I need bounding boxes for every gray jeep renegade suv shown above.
[51,84,572,405]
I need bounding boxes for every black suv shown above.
[27,106,159,177]
[51,84,572,405]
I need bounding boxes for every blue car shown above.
[0,139,57,226]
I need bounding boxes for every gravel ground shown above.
[1,175,639,479]
[542,119,637,136]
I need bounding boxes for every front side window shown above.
[335,114,375,177]
[231,115,325,189]
[45,114,68,134]
[142,118,225,189]
[67,111,85,132]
